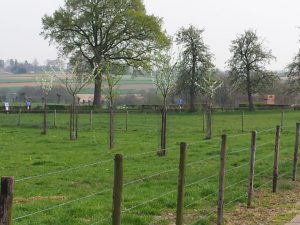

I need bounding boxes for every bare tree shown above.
[36,74,53,135]
[196,70,222,139]
[227,29,276,111]
[101,60,122,149]
[152,50,177,156]
[54,62,95,140]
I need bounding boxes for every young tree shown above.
[175,25,213,112]
[54,62,95,140]
[101,60,122,149]
[227,29,276,111]
[152,50,177,156]
[36,74,53,135]
[196,70,222,139]
[41,0,169,107]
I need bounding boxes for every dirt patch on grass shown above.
[14,195,66,203]
[225,182,300,225]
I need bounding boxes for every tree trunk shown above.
[109,105,115,149]
[93,74,102,107]
[70,96,77,140]
[41,97,47,135]
[189,90,196,112]
[206,107,212,139]
[246,71,254,111]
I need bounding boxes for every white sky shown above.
[0,0,299,70]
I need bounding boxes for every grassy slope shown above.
[0,110,299,225]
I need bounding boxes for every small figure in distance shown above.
[4,101,10,114]
[25,100,31,111]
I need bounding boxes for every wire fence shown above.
[0,112,299,225]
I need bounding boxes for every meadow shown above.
[0,110,300,225]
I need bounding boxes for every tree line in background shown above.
[2,0,300,113]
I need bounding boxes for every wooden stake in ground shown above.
[217,135,227,225]
[281,111,284,132]
[292,122,300,181]
[273,125,280,193]
[202,111,205,132]
[242,111,244,133]
[125,110,128,132]
[247,131,257,208]
[0,177,14,225]
[176,142,187,225]
[90,110,93,128]
[54,109,57,127]
[112,154,123,225]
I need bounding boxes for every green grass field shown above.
[0,110,300,225]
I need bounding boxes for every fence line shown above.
[15,159,114,182]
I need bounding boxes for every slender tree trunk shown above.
[70,96,77,140]
[93,74,102,107]
[159,98,167,156]
[206,106,212,139]
[41,97,47,135]
[109,98,115,149]
[246,71,254,111]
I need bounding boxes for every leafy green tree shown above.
[227,29,276,111]
[41,0,169,106]
[175,25,213,112]
[286,49,300,93]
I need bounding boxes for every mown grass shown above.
[0,110,299,225]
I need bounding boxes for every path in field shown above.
[286,215,300,224]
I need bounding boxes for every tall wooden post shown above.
[54,109,57,127]
[247,131,257,207]
[112,154,123,225]
[280,111,284,132]
[202,111,205,132]
[217,135,227,225]
[90,110,93,128]
[0,177,14,225]
[176,143,187,225]
[292,122,300,181]
[125,110,128,132]
[273,125,280,193]
[242,111,244,133]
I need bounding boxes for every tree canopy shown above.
[175,25,213,112]
[227,29,276,111]
[41,0,170,106]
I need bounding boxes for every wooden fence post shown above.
[273,125,280,193]
[17,108,21,126]
[202,111,205,132]
[247,131,257,208]
[90,110,93,128]
[0,177,14,225]
[292,122,300,181]
[242,111,244,133]
[54,109,57,127]
[125,110,128,132]
[176,142,187,225]
[281,111,284,132]
[217,135,227,225]
[112,154,123,225]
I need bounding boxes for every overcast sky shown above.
[0,0,300,70]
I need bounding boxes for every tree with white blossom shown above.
[196,70,222,139]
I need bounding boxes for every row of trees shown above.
[38,0,300,150]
